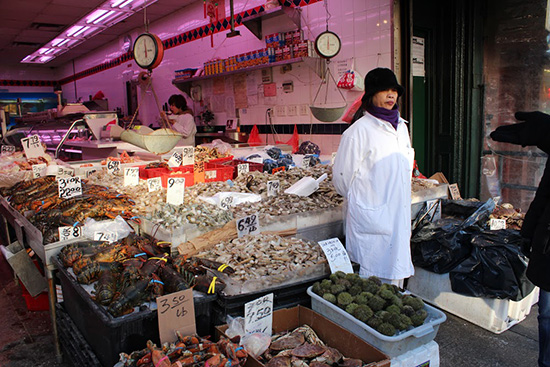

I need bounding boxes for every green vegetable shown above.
[376,322,396,336]
[323,293,337,304]
[367,294,386,312]
[337,292,354,307]
[403,295,425,311]
[352,304,374,323]
[330,284,346,295]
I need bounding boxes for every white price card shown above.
[236,213,260,237]
[267,180,280,197]
[56,166,75,178]
[82,167,98,178]
[168,150,183,167]
[237,163,249,176]
[58,226,82,241]
[106,159,121,175]
[181,146,195,166]
[1,145,15,155]
[318,238,354,274]
[244,293,273,335]
[21,134,45,159]
[32,163,47,178]
[302,156,311,168]
[490,218,507,230]
[57,176,83,199]
[124,167,140,186]
[219,194,234,210]
[166,177,185,206]
[94,231,118,243]
[147,177,162,192]
[331,152,337,165]
[205,170,217,180]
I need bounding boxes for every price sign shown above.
[331,152,337,165]
[147,177,162,192]
[237,163,249,176]
[1,145,15,155]
[182,146,195,166]
[157,288,195,344]
[166,177,185,206]
[21,134,45,159]
[205,170,217,180]
[58,226,82,241]
[124,167,140,186]
[219,194,234,210]
[94,231,118,243]
[267,180,280,197]
[244,293,273,335]
[168,150,183,167]
[272,166,285,174]
[490,218,507,230]
[302,156,311,168]
[318,238,354,274]
[82,167,98,178]
[106,159,121,175]
[448,183,462,200]
[194,160,205,183]
[236,213,260,237]
[57,176,83,199]
[32,163,47,178]
[56,166,75,178]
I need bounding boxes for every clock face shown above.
[133,33,164,69]
[314,31,341,59]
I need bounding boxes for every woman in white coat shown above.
[162,94,197,146]
[332,68,414,284]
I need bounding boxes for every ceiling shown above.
[0,0,196,70]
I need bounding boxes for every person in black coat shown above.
[490,111,550,367]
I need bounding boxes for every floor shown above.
[0,249,540,367]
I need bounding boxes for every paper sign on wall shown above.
[244,293,273,335]
[157,288,195,344]
[318,238,354,274]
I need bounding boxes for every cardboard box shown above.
[216,305,390,367]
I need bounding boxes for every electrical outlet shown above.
[275,105,286,116]
[299,104,309,115]
[287,105,297,116]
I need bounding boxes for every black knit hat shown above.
[363,67,404,98]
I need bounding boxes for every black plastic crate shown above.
[54,257,217,367]
[56,302,102,367]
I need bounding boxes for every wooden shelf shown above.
[172,57,318,94]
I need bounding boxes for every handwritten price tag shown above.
[182,146,195,166]
[94,231,118,243]
[267,180,280,197]
[219,194,234,210]
[205,170,217,180]
[448,183,462,200]
[168,150,183,167]
[81,167,98,178]
[318,238,354,274]
[237,163,249,176]
[124,167,140,186]
[58,226,82,241]
[21,134,45,159]
[244,293,273,335]
[490,218,507,230]
[56,166,75,178]
[147,177,162,192]
[194,160,205,184]
[157,288,195,344]
[302,156,311,168]
[32,163,47,178]
[166,177,185,206]
[106,160,121,175]
[331,152,337,165]
[1,145,15,156]
[57,176,83,199]
[236,213,260,237]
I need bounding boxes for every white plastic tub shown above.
[307,286,447,357]
[390,340,439,367]
[406,266,539,334]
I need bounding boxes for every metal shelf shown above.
[241,5,301,40]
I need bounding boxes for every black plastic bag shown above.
[411,198,496,274]
[449,229,535,300]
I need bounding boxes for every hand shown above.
[490,111,550,153]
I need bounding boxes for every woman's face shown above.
[169,104,180,114]
[372,89,399,110]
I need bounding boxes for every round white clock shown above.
[133,33,164,70]
[314,30,342,59]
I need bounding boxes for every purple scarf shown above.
[366,104,400,130]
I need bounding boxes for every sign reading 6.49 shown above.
[57,176,83,199]
[236,213,260,237]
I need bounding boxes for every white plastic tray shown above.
[307,286,446,357]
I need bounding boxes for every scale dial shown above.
[314,30,342,59]
[133,33,164,70]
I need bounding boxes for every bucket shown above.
[120,128,182,154]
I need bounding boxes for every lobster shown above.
[108,277,151,317]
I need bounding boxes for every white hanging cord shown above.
[324,0,331,32]
[143,0,149,32]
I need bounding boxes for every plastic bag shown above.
[449,229,535,300]
[337,69,364,91]
[411,198,497,273]
[276,125,299,153]
[82,215,133,241]
[241,333,272,358]
[197,192,262,208]
[342,94,363,123]
[248,125,264,146]
[225,315,245,339]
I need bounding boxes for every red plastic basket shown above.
[161,171,194,188]
[204,162,234,182]
[21,283,49,311]
[207,155,233,164]
[222,159,264,179]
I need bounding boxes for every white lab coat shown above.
[171,113,197,146]
[332,112,415,280]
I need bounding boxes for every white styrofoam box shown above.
[307,286,447,357]
[140,218,197,255]
[406,266,539,334]
[390,340,439,367]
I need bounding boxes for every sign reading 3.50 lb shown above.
[58,176,83,199]
[236,213,260,237]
